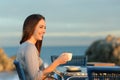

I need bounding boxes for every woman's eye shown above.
[39,26,43,28]
[39,26,42,28]
[39,26,46,29]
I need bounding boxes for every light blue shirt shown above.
[16,42,44,80]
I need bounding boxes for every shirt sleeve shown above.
[24,45,43,80]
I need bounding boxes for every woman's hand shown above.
[42,52,72,77]
[55,52,69,65]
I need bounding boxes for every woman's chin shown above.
[38,36,43,40]
[38,38,43,40]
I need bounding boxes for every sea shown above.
[0,46,89,80]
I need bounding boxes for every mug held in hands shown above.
[61,52,72,61]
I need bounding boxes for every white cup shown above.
[67,53,72,61]
[61,52,72,61]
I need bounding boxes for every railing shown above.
[87,66,120,80]
[51,55,87,67]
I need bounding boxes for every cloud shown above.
[45,30,120,37]
[0,30,120,47]
[0,32,21,38]
[0,29,120,38]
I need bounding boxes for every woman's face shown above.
[33,19,46,41]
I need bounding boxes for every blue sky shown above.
[0,0,120,47]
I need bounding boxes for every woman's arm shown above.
[42,53,69,77]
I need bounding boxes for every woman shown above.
[16,14,69,80]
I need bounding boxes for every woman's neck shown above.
[27,37,37,44]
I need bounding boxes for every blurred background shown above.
[0,0,120,47]
[0,0,120,80]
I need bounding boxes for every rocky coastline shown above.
[86,35,120,65]
[0,48,16,72]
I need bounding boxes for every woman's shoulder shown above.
[21,42,36,49]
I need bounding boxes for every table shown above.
[63,74,88,80]
[55,66,88,80]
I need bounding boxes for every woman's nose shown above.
[43,29,46,34]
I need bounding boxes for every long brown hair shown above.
[20,14,45,55]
